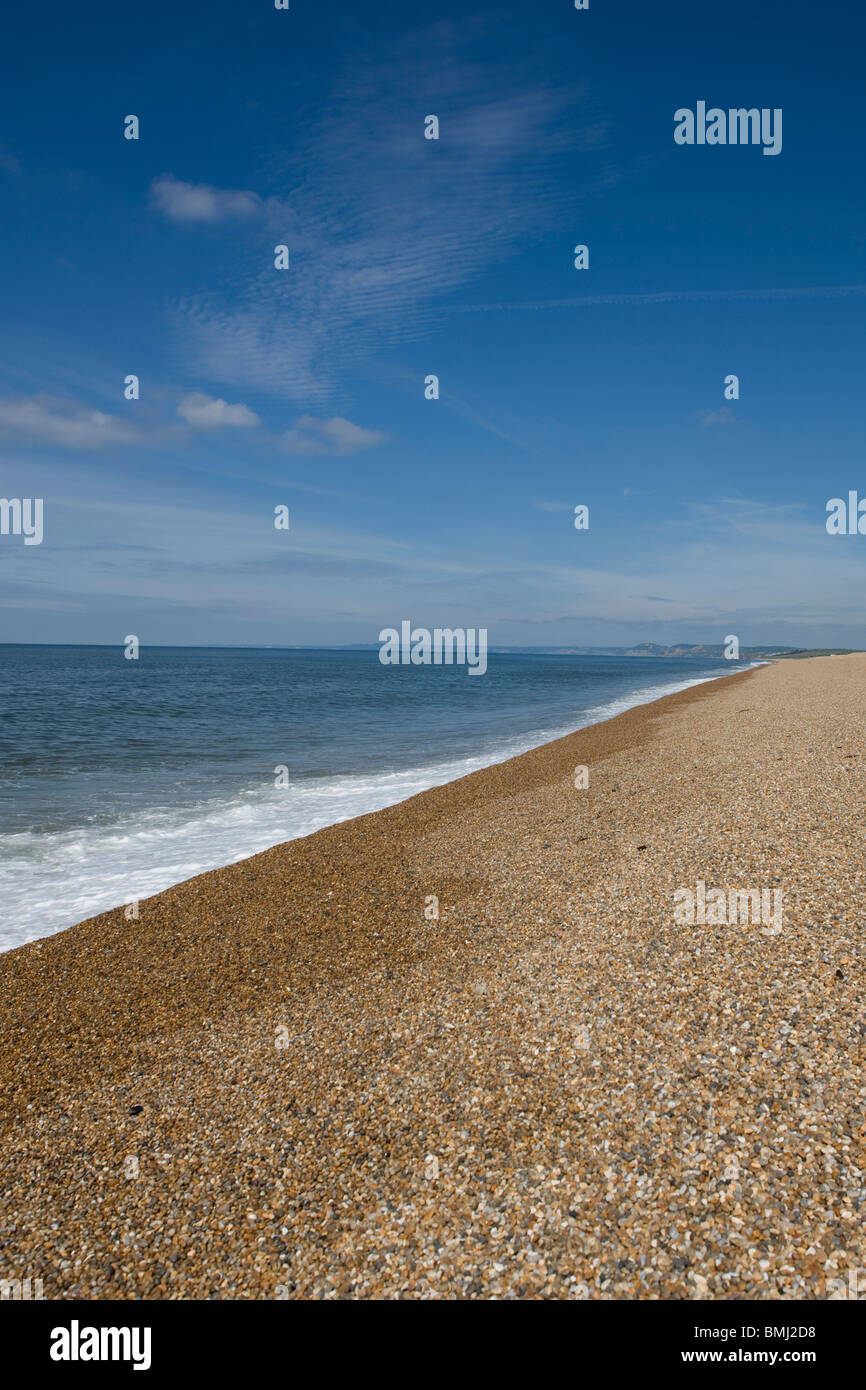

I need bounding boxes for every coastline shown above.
[1,655,863,1299]
[0,655,764,952]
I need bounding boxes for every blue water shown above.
[0,645,755,950]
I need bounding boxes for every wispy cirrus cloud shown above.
[3,471,865,646]
[170,19,610,402]
[455,284,866,314]
[177,392,260,428]
[0,395,141,447]
[150,174,263,224]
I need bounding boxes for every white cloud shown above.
[0,396,140,448]
[280,415,386,455]
[150,175,261,224]
[178,392,260,428]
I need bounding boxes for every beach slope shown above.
[1,656,863,1299]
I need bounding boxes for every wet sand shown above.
[0,655,863,1299]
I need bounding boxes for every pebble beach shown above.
[1,654,863,1300]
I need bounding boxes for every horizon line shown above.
[0,641,839,653]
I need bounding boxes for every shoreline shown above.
[2,657,766,953]
[1,655,862,1299]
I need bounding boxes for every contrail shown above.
[455,284,866,312]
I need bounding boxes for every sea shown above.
[0,645,758,951]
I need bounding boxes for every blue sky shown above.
[1,0,864,648]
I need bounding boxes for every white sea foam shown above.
[0,666,757,951]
